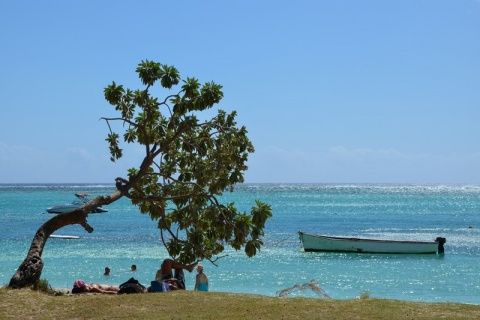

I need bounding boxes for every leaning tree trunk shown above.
[9,190,124,288]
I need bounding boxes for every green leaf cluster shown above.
[102,60,272,263]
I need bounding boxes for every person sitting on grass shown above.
[174,267,186,289]
[148,269,184,291]
[160,258,197,283]
[148,259,197,292]
[71,279,119,294]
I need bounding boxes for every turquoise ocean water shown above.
[1,184,479,304]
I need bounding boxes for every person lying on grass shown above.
[71,279,119,294]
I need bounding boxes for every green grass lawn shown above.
[0,288,480,319]
[1,287,479,320]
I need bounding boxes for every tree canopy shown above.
[9,60,271,288]
[102,60,272,264]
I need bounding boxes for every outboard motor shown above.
[435,237,446,254]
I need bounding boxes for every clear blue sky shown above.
[1,1,479,184]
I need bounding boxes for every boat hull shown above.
[299,232,442,254]
[50,235,81,239]
[45,193,108,214]
[46,204,108,214]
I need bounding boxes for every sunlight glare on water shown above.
[1,183,479,304]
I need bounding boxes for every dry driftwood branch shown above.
[276,279,331,299]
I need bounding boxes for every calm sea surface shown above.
[1,184,479,304]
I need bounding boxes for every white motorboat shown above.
[298,231,446,254]
[46,193,108,214]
